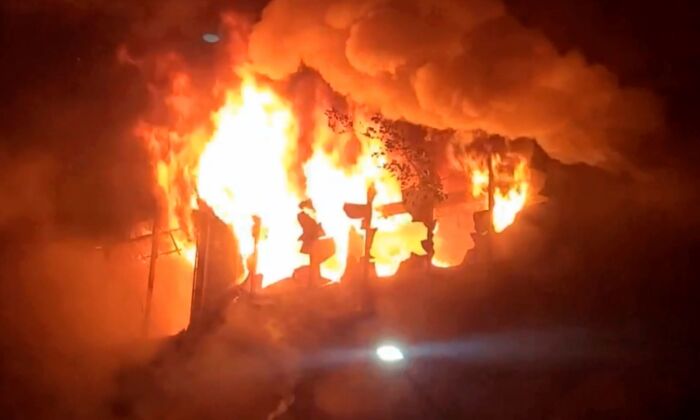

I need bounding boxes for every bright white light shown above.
[376,344,404,363]
[202,33,220,43]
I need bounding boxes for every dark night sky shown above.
[0,0,699,238]
[506,0,700,168]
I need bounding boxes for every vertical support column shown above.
[423,215,436,275]
[143,217,159,337]
[487,150,495,234]
[486,148,495,274]
[189,209,211,329]
[189,205,241,331]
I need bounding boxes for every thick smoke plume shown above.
[248,0,661,165]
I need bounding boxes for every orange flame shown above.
[191,76,425,286]
[196,76,306,286]
[141,68,531,286]
[469,155,530,233]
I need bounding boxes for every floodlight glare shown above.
[202,33,220,43]
[376,344,405,363]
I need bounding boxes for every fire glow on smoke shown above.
[146,72,531,287]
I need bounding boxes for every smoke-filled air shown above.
[249,0,661,165]
[1,0,698,419]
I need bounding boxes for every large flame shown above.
[143,70,531,288]
[192,76,425,286]
[196,77,306,286]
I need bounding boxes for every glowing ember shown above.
[182,243,197,265]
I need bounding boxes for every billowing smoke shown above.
[248,0,662,165]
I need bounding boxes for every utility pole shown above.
[96,216,189,337]
[142,216,159,337]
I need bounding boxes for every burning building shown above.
[136,70,539,328]
[125,0,657,331]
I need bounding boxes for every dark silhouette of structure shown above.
[189,203,240,331]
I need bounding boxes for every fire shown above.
[191,75,424,286]
[305,115,428,280]
[469,154,530,233]
[182,243,197,265]
[196,76,306,286]
[141,68,531,287]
